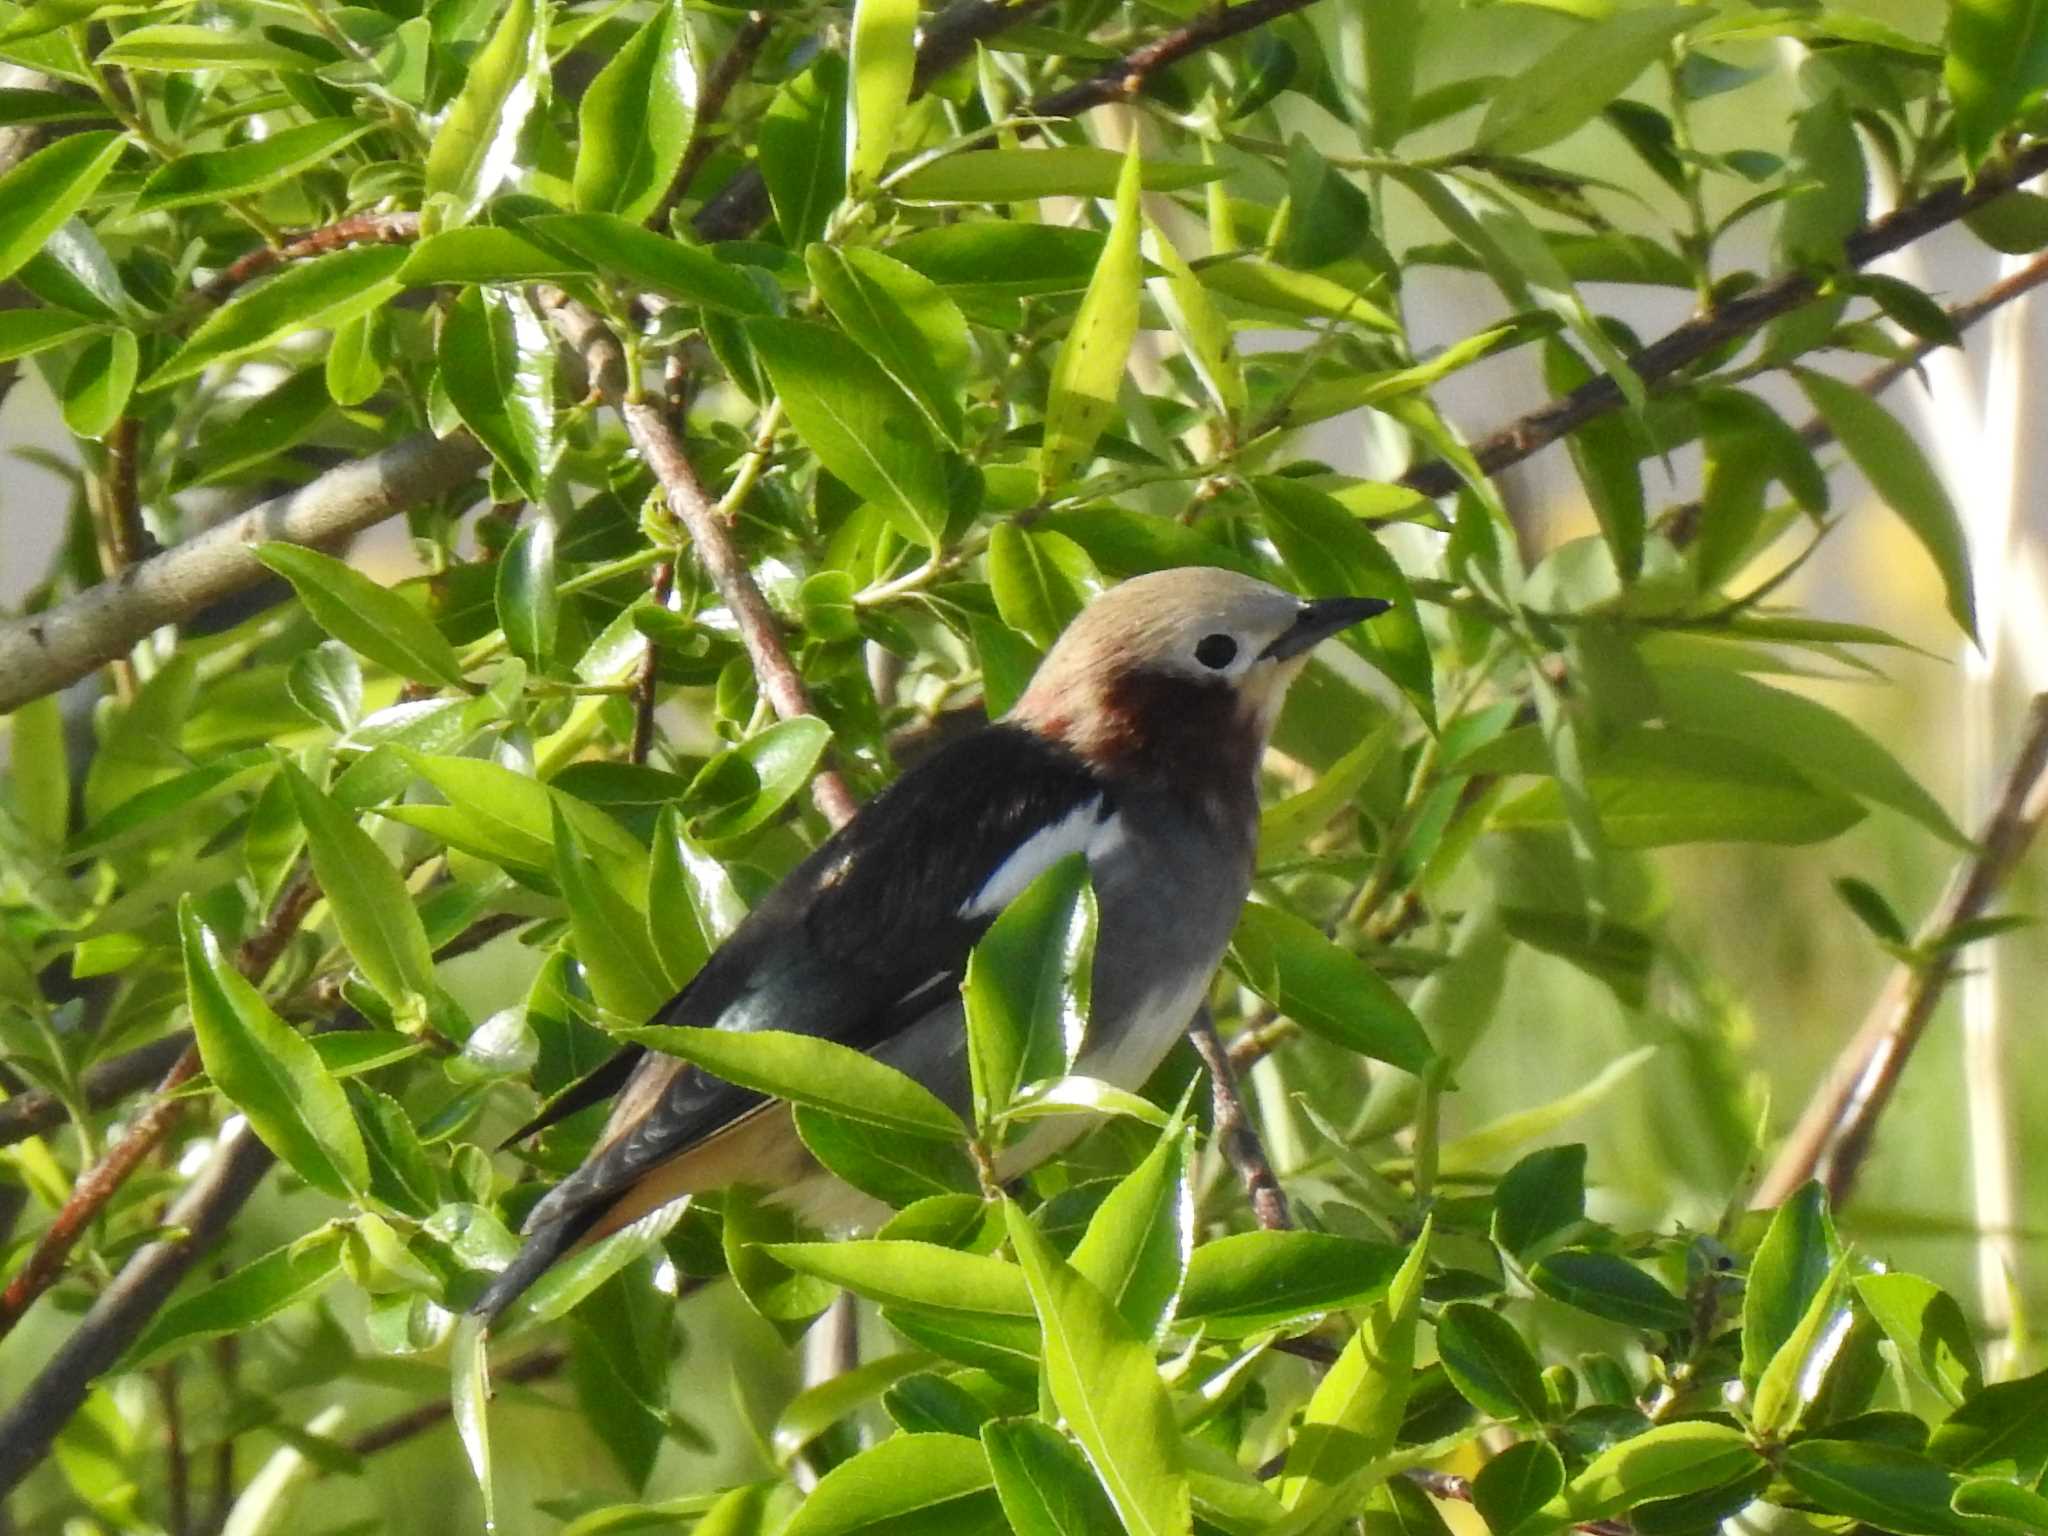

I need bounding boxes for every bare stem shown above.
[1189,1008,1292,1230]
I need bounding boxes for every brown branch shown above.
[1405,1468,1632,1536]
[196,212,421,305]
[346,1346,567,1457]
[1398,137,2048,501]
[631,559,676,765]
[1755,694,2048,1210]
[1189,1008,1292,1230]
[1030,0,1323,118]
[647,10,773,234]
[1665,249,2048,545]
[542,294,859,827]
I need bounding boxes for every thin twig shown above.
[346,1347,567,1456]
[647,10,773,233]
[542,293,859,828]
[1029,0,1325,118]
[156,1364,190,1536]
[1755,694,2048,1209]
[1189,1008,1292,1230]
[195,211,422,305]
[632,560,676,765]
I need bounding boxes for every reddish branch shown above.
[543,293,860,828]
[1031,0,1324,117]
[1755,695,2048,1210]
[1189,1010,1292,1230]
[197,212,421,304]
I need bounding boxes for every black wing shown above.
[475,724,1106,1320]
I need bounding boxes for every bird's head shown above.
[1009,567,1391,787]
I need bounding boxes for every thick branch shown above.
[544,296,858,827]
[1189,1009,1291,1230]
[0,432,486,716]
[1400,138,2048,500]
[1755,694,2048,1210]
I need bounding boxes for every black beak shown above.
[1261,595,1394,661]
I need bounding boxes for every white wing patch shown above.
[959,799,1118,918]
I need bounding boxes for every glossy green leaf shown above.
[1541,1422,1761,1528]
[143,245,409,392]
[794,1107,980,1207]
[423,0,545,227]
[987,524,1100,651]
[255,543,467,689]
[846,0,914,188]
[982,1420,1120,1536]
[1795,368,1977,642]
[1477,8,1705,154]
[97,24,315,70]
[1944,0,2048,170]
[1929,1369,2048,1480]
[782,1434,1001,1536]
[1856,1272,1983,1409]
[1475,1442,1566,1536]
[963,854,1096,1131]
[1436,1302,1550,1423]
[1068,1124,1191,1342]
[686,715,831,840]
[348,1082,439,1218]
[766,1240,1032,1316]
[400,226,593,285]
[1741,1182,1835,1391]
[0,306,100,363]
[574,0,693,223]
[892,146,1224,203]
[136,119,373,213]
[1776,92,1866,268]
[1750,1250,1852,1436]
[1225,902,1435,1075]
[0,132,124,285]
[326,312,383,406]
[747,317,949,544]
[281,763,438,1010]
[11,693,69,846]
[1177,1231,1404,1338]
[1005,1202,1192,1536]
[1492,1144,1587,1258]
[1277,1223,1429,1512]
[526,214,770,314]
[441,285,556,501]
[59,327,135,440]
[180,899,369,1200]
[616,1026,964,1138]
[1040,139,1141,492]
[1194,257,1399,330]
[1954,1477,2048,1529]
[1529,1250,1688,1332]
[760,51,846,248]
[121,1229,346,1372]
[495,515,559,669]
[1144,218,1244,420]
[772,1352,938,1467]
[552,800,670,1022]
[808,245,970,445]
[1543,339,1645,581]
[1779,1441,1977,1536]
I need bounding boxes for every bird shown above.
[472,566,1391,1324]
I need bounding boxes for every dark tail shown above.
[469,1201,603,1327]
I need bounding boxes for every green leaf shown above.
[807,245,970,446]
[327,313,383,407]
[1253,476,1434,721]
[553,801,670,1022]
[0,131,124,285]
[782,1434,1002,1536]
[1477,8,1705,154]
[399,226,593,285]
[1277,1222,1430,1513]
[97,24,316,70]
[254,543,467,689]
[772,1352,938,1467]
[1741,1182,1836,1392]
[1945,0,2048,170]
[1543,340,1645,582]
[685,715,832,840]
[1776,92,1866,268]
[1040,139,1141,493]
[281,763,438,1011]
[60,327,136,440]
[1260,716,1398,862]
[892,147,1224,203]
[1779,1441,1977,1536]
[1492,1145,1587,1258]
[1440,1048,1656,1175]
[573,0,693,223]
[1750,1251,1852,1437]
[121,1229,346,1372]
[1855,1272,1983,1409]
[760,51,846,249]
[766,1240,1032,1316]
[1795,368,1976,642]
[1955,1477,2048,1530]
[982,1420,1120,1536]
[1225,903,1436,1075]
[135,119,373,213]
[423,0,545,228]
[963,854,1096,1130]
[1929,1369,2048,1480]
[1005,1201,1192,1536]
[649,803,746,980]
[726,1185,836,1332]
[1436,1303,1550,1423]
[1529,1250,1688,1332]
[1194,257,1398,330]
[1475,1442,1566,1536]
[0,306,101,364]
[496,515,559,670]
[526,214,771,315]
[441,285,556,501]
[747,317,949,544]
[348,1082,438,1218]
[179,899,369,1200]
[615,1025,964,1138]
[11,693,69,847]
[794,1106,980,1206]
[1068,1124,1191,1342]
[1177,1231,1404,1338]
[449,1314,494,1527]
[1541,1423,1760,1528]
[846,0,914,188]
[1144,218,1244,420]
[172,366,332,491]
[143,245,409,392]
[987,524,1100,651]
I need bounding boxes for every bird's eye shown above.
[1195,633,1239,670]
